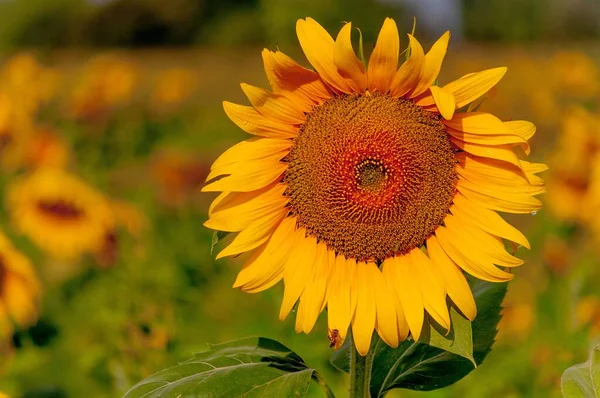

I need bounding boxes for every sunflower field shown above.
[0,1,600,398]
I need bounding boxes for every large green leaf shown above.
[561,344,600,398]
[123,337,323,398]
[330,278,507,396]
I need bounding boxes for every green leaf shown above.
[210,230,229,255]
[561,344,600,398]
[330,278,506,396]
[124,337,325,398]
[420,307,476,366]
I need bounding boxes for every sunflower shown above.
[66,54,138,122]
[149,68,197,114]
[547,106,600,223]
[0,230,41,340]
[203,18,546,355]
[6,168,115,259]
[23,126,70,170]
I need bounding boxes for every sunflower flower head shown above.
[7,169,116,260]
[67,54,138,122]
[547,105,600,222]
[149,67,197,114]
[204,18,546,355]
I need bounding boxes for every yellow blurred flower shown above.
[150,68,197,113]
[581,154,600,243]
[110,200,147,238]
[6,169,115,259]
[150,149,209,207]
[497,303,534,342]
[67,54,138,122]
[0,53,60,115]
[0,54,59,171]
[0,230,41,340]
[547,106,600,222]
[552,51,599,99]
[542,235,571,275]
[94,200,148,269]
[22,126,70,170]
[576,296,600,335]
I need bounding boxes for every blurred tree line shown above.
[0,0,598,50]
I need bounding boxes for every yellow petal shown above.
[367,18,399,93]
[216,207,287,259]
[447,127,528,148]
[410,31,450,97]
[208,192,230,217]
[435,225,514,282]
[334,22,367,93]
[505,120,536,141]
[444,112,515,136]
[348,257,359,320]
[372,264,399,348]
[444,67,507,108]
[207,138,292,181]
[457,178,543,214]
[430,86,456,120]
[505,120,536,156]
[297,242,330,333]
[241,83,305,124]
[202,157,287,193]
[456,152,542,187]
[407,248,450,331]
[322,249,337,312]
[327,254,353,340]
[279,233,317,320]
[382,259,410,341]
[521,160,547,186]
[390,254,425,340]
[233,216,297,291]
[261,49,331,109]
[427,235,477,320]
[452,193,530,249]
[205,183,288,232]
[296,18,351,93]
[389,34,425,98]
[223,102,298,139]
[457,161,545,195]
[450,138,523,170]
[444,213,524,268]
[351,262,377,356]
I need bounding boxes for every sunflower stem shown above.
[349,332,374,398]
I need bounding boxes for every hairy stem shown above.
[349,332,374,398]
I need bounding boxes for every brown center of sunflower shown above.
[37,200,84,221]
[355,159,388,192]
[284,93,457,263]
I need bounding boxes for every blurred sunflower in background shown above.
[0,230,41,341]
[66,54,138,123]
[22,126,70,170]
[204,18,545,354]
[149,67,197,115]
[547,106,600,223]
[0,54,59,172]
[6,169,115,260]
